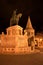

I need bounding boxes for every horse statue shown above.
[10,10,22,26]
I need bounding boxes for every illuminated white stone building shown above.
[0,17,35,54]
[35,33,43,48]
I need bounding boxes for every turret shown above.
[25,16,35,50]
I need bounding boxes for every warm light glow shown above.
[40,38,42,41]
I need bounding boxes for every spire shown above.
[26,16,33,29]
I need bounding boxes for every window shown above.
[28,38,31,46]
[31,46,33,50]
[8,48,10,50]
[8,30,10,35]
[31,32,33,34]
[31,32,33,35]
[4,48,6,50]
[12,48,14,51]
[19,30,21,35]
[27,32,30,36]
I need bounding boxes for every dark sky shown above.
[0,0,43,34]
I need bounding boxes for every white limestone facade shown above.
[0,17,35,54]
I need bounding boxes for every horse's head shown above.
[17,13,22,18]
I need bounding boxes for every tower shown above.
[25,16,35,50]
[26,16,35,37]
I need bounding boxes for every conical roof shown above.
[26,16,33,29]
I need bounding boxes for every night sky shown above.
[0,0,43,34]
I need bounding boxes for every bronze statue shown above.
[10,10,22,26]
